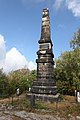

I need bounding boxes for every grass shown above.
[0,94,80,118]
[31,95,80,117]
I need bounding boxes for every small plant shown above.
[35,101,47,109]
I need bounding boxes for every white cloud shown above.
[53,0,64,10]
[0,35,6,60]
[66,0,80,17]
[28,61,36,71]
[21,0,80,17]
[0,35,6,68]
[3,48,28,72]
[53,0,80,17]
[0,34,36,73]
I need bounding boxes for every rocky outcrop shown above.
[0,110,80,120]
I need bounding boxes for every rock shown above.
[0,115,12,120]
[14,111,64,120]
[76,116,80,120]
[0,108,79,120]
[14,111,29,119]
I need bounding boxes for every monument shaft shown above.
[36,8,54,81]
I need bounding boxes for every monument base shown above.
[27,79,60,103]
[27,92,60,102]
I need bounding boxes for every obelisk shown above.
[29,8,59,102]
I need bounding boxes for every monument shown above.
[28,8,59,102]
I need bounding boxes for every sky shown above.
[0,0,80,73]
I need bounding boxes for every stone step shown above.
[36,58,54,63]
[31,86,58,95]
[27,93,60,102]
[32,86,57,89]
[33,80,56,86]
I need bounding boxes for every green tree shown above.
[0,69,9,98]
[54,50,80,95]
[8,68,36,95]
[28,70,37,87]
[70,28,80,49]
[70,28,80,90]
[8,68,30,94]
[54,29,80,95]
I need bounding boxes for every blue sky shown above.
[0,0,80,73]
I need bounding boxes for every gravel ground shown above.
[0,110,80,120]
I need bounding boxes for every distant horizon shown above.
[0,0,80,73]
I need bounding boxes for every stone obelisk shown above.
[29,8,59,102]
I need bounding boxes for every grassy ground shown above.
[0,94,80,118]
[33,96,80,117]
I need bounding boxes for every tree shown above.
[7,68,36,95]
[8,68,30,94]
[70,28,80,49]
[0,69,9,98]
[70,28,80,90]
[27,70,37,88]
[54,49,80,95]
[54,29,80,95]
